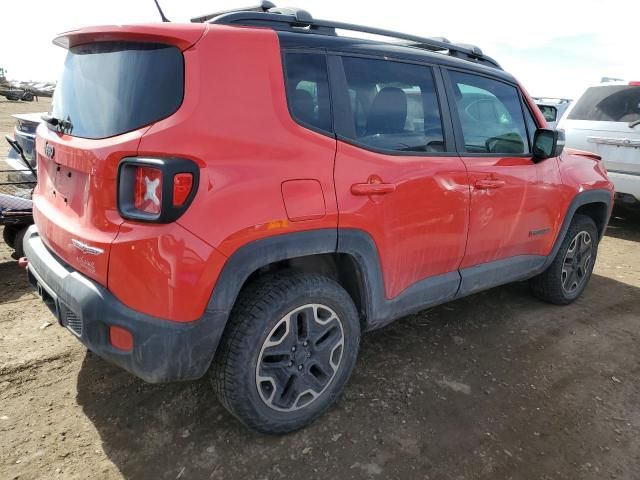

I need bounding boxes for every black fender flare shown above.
[537,188,612,273]
[206,228,459,334]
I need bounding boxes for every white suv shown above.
[559,81,640,206]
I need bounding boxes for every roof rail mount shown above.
[196,3,501,70]
[190,1,276,24]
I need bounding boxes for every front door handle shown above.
[475,179,505,190]
[351,182,396,196]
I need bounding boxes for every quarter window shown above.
[283,53,332,133]
[340,57,445,153]
[450,71,530,154]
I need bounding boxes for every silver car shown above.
[533,98,572,129]
[559,81,640,206]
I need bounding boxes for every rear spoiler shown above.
[52,24,207,51]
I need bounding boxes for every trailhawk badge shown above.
[71,239,104,256]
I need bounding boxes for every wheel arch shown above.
[206,229,375,331]
[541,189,612,273]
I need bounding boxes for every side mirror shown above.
[532,128,565,161]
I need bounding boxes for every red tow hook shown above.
[18,257,28,269]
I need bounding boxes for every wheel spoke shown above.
[260,344,293,369]
[290,306,314,342]
[579,235,592,255]
[275,373,303,410]
[313,322,342,351]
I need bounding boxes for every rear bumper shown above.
[608,171,640,204]
[23,225,227,383]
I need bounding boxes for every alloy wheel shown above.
[256,304,344,412]
[561,230,593,295]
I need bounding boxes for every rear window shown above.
[568,85,640,122]
[51,41,184,139]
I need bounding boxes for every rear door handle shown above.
[351,182,396,196]
[475,179,505,190]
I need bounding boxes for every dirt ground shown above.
[0,97,639,480]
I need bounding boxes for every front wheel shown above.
[529,214,599,305]
[211,272,360,433]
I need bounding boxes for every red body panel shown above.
[138,26,339,259]
[334,142,469,299]
[109,221,226,321]
[33,127,145,285]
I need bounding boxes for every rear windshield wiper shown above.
[629,119,640,129]
[42,114,73,134]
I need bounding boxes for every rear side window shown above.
[568,85,640,122]
[283,53,332,134]
[340,57,445,153]
[52,42,183,139]
[450,71,530,154]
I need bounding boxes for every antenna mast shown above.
[153,0,171,22]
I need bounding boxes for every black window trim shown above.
[281,47,336,139]
[518,91,541,152]
[442,66,537,159]
[327,51,458,158]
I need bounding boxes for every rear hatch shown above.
[560,84,640,175]
[34,27,197,285]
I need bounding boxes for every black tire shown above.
[12,227,28,258]
[22,92,34,102]
[211,271,360,433]
[529,214,599,305]
[3,226,18,249]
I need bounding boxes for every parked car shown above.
[0,87,36,101]
[533,97,572,129]
[559,81,640,207]
[23,3,613,433]
[5,113,41,183]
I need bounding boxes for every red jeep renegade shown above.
[24,4,613,432]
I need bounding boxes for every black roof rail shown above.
[190,1,276,24]
[201,5,502,70]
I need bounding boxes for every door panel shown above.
[335,141,469,298]
[446,70,562,267]
[330,56,469,299]
[460,156,560,267]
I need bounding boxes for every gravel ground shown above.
[0,98,639,480]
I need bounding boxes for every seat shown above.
[365,87,407,135]
[291,89,316,126]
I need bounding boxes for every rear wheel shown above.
[2,226,18,249]
[529,214,599,305]
[211,272,360,433]
[13,227,27,258]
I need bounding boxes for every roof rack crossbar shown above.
[206,9,502,70]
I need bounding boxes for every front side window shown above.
[340,56,445,153]
[283,53,332,133]
[450,71,530,154]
